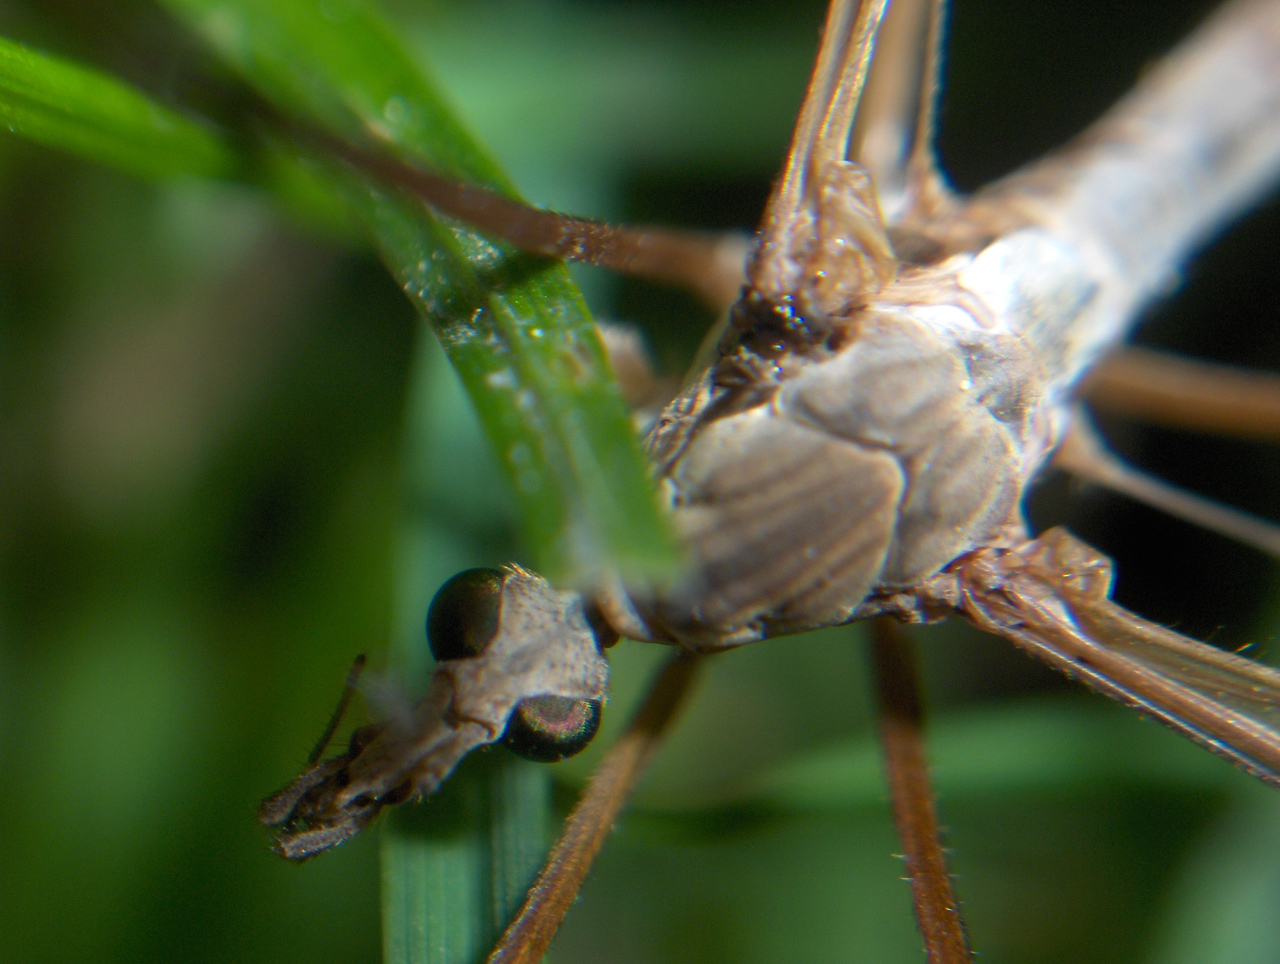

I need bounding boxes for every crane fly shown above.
[261,0,1280,959]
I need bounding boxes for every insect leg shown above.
[1085,345,1280,441]
[596,322,681,418]
[952,527,1280,790]
[1054,412,1280,559]
[306,653,368,765]
[850,0,953,220]
[485,652,701,964]
[280,114,750,311]
[869,618,972,964]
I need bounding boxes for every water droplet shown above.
[383,95,406,125]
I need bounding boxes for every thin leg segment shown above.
[1055,413,1280,560]
[486,652,701,964]
[953,528,1280,791]
[1085,345,1280,441]
[869,619,972,964]
[286,115,749,312]
[850,0,953,219]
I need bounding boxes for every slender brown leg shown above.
[277,113,748,313]
[1054,414,1280,558]
[869,619,972,964]
[486,651,701,964]
[1085,345,1280,441]
[849,0,953,217]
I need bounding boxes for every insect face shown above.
[427,567,604,761]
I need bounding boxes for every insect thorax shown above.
[629,256,1072,650]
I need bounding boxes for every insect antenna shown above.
[307,653,368,765]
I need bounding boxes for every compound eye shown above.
[501,696,603,763]
[426,568,506,662]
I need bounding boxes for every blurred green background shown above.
[1,1,1280,963]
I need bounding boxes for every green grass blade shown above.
[147,4,678,961]
[0,34,235,180]
[380,342,554,964]
[382,753,549,964]
[161,0,678,582]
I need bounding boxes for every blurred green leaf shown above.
[160,0,678,582]
[1146,785,1280,964]
[0,33,236,180]
[379,342,551,964]
[143,2,679,961]
[644,698,1236,818]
